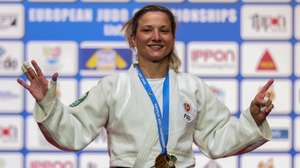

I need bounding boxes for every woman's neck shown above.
[138,57,169,79]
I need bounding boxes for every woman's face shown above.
[132,11,175,63]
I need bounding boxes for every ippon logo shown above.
[251,14,286,32]
[191,49,236,63]
[0,14,17,29]
[30,161,74,168]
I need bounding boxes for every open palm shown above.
[17,60,58,102]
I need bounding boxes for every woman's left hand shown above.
[250,79,274,126]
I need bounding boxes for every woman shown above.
[17,5,274,168]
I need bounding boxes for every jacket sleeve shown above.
[32,77,112,151]
[193,78,272,159]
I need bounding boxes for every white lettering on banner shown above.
[171,8,237,23]
[30,161,73,168]
[29,8,93,22]
[103,24,123,36]
[96,8,129,23]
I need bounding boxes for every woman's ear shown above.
[129,35,136,48]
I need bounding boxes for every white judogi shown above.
[33,65,271,167]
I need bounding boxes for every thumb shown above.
[51,72,59,81]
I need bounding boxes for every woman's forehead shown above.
[138,11,171,25]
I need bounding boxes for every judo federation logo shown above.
[69,91,89,107]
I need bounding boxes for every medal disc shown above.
[155,154,177,168]
[155,154,168,168]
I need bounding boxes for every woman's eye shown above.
[142,29,151,32]
[161,29,170,33]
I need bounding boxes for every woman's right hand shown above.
[17,60,58,102]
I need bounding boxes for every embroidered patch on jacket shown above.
[183,102,193,123]
[69,91,89,107]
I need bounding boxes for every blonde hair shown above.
[122,5,181,73]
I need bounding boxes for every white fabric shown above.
[33,65,272,167]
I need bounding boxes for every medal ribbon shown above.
[136,65,169,155]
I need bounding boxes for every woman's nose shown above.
[152,30,161,41]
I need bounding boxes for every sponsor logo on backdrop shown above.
[80,42,133,76]
[0,80,23,113]
[256,50,277,71]
[195,155,237,167]
[0,116,22,149]
[203,160,222,168]
[241,155,291,168]
[42,46,62,73]
[135,0,183,2]
[27,41,78,76]
[296,43,300,77]
[27,154,76,168]
[80,154,110,167]
[297,82,300,114]
[0,14,17,29]
[243,0,290,2]
[30,161,74,168]
[0,5,24,38]
[296,117,300,150]
[0,154,22,168]
[241,5,292,39]
[0,42,23,75]
[257,158,274,168]
[272,128,289,139]
[189,0,237,2]
[296,154,300,168]
[0,125,18,142]
[29,0,75,2]
[241,42,291,77]
[187,42,238,76]
[0,0,22,1]
[251,14,287,33]
[296,6,300,40]
[0,90,18,100]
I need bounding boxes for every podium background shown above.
[0,0,299,167]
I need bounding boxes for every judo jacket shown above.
[33,65,272,167]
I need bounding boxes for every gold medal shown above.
[155,154,177,168]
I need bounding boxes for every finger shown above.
[253,95,268,106]
[259,79,274,94]
[31,60,44,77]
[264,99,272,107]
[21,62,33,81]
[27,67,38,81]
[17,78,30,90]
[264,104,274,116]
[52,72,59,81]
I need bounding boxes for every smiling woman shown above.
[18,4,274,168]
